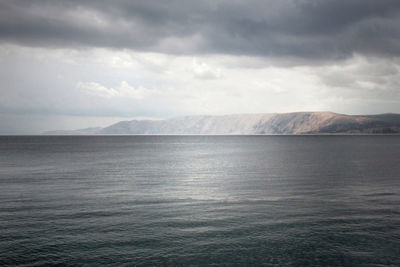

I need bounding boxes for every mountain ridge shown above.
[43,112,400,135]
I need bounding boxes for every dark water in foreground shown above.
[0,136,400,266]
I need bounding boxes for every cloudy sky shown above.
[1,0,400,133]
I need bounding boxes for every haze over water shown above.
[1,136,400,266]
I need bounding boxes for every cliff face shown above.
[44,112,400,135]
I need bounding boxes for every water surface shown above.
[1,136,400,266]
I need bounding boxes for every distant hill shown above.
[43,127,103,135]
[43,112,400,135]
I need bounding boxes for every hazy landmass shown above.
[43,112,400,135]
[43,127,103,135]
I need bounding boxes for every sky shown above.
[1,0,400,133]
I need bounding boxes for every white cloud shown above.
[191,58,222,80]
[77,81,157,99]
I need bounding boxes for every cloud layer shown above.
[1,0,400,60]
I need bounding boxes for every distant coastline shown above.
[43,112,400,135]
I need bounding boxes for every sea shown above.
[0,135,400,266]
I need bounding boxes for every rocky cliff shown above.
[44,112,400,135]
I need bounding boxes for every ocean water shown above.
[0,135,400,266]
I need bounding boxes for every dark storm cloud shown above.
[1,0,400,60]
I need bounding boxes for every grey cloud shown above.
[1,0,400,61]
[317,56,400,108]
